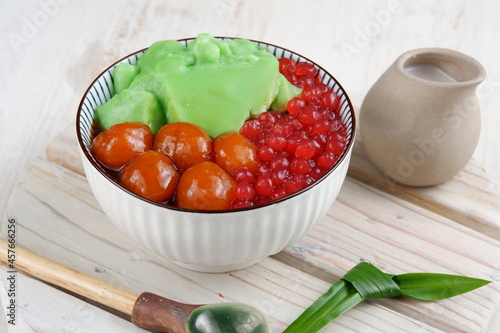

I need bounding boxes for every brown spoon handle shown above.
[0,239,138,316]
[0,239,203,332]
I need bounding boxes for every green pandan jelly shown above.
[101,34,301,138]
[163,61,280,138]
[113,63,140,94]
[270,74,303,112]
[128,72,169,111]
[95,89,164,134]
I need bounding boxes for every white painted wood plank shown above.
[348,138,500,240]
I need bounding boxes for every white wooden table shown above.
[1,1,499,332]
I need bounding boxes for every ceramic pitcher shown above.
[359,48,486,187]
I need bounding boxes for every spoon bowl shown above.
[188,303,271,333]
[133,292,271,333]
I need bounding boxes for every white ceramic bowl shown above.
[77,37,356,273]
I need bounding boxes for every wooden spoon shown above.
[0,239,271,333]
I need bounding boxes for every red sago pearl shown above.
[258,111,277,126]
[254,174,274,197]
[233,167,256,184]
[257,145,276,162]
[310,167,326,180]
[301,86,323,104]
[320,90,340,110]
[271,186,289,200]
[269,155,290,171]
[297,75,316,88]
[256,163,270,176]
[271,169,291,186]
[285,173,307,194]
[267,134,287,151]
[325,137,345,156]
[231,199,253,209]
[270,122,293,137]
[290,156,312,175]
[241,119,262,142]
[316,151,338,170]
[286,97,306,115]
[295,139,317,159]
[315,83,330,93]
[295,62,317,77]
[313,119,332,135]
[235,182,256,201]
[298,105,321,125]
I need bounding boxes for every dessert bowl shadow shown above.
[76,37,356,273]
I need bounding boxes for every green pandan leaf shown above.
[283,280,363,333]
[284,262,491,333]
[392,273,491,301]
[342,262,401,299]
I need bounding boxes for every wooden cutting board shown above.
[2,126,499,332]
